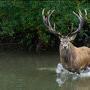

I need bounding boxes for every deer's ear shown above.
[68,34,77,41]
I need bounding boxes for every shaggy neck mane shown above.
[61,43,76,65]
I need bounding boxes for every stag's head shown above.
[59,34,77,50]
[42,9,87,50]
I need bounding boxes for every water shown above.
[0,50,90,90]
[56,63,90,87]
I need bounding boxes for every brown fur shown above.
[60,42,90,73]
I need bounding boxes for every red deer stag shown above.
[42,9,90,73]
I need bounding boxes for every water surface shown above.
[0,50,90,90]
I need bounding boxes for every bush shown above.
[0,0,90,51]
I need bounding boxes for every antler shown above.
[68,9,86,36]
[42,9,62,36]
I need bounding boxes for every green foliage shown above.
[0,0,90,50]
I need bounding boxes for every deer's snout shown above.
[63,45,68,49]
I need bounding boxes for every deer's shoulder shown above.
[76,46,90,54]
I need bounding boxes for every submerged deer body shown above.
[42,9,90,73]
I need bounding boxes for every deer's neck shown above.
[60,43,76,65]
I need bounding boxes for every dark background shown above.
[0,0,90,52]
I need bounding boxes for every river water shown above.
[0,50,90,90]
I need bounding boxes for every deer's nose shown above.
[64,45,68,48]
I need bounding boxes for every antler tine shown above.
[42,8,45,20]
[68,10,85,36]
[42,8,62,37]
[54,23,55,31]
[42,9,47,26]
[84,9,87,19]
[47,10,54,27]
[84,9,87,16]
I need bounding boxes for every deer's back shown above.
[74,46,90,69]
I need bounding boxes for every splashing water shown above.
[56,63,90,87]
